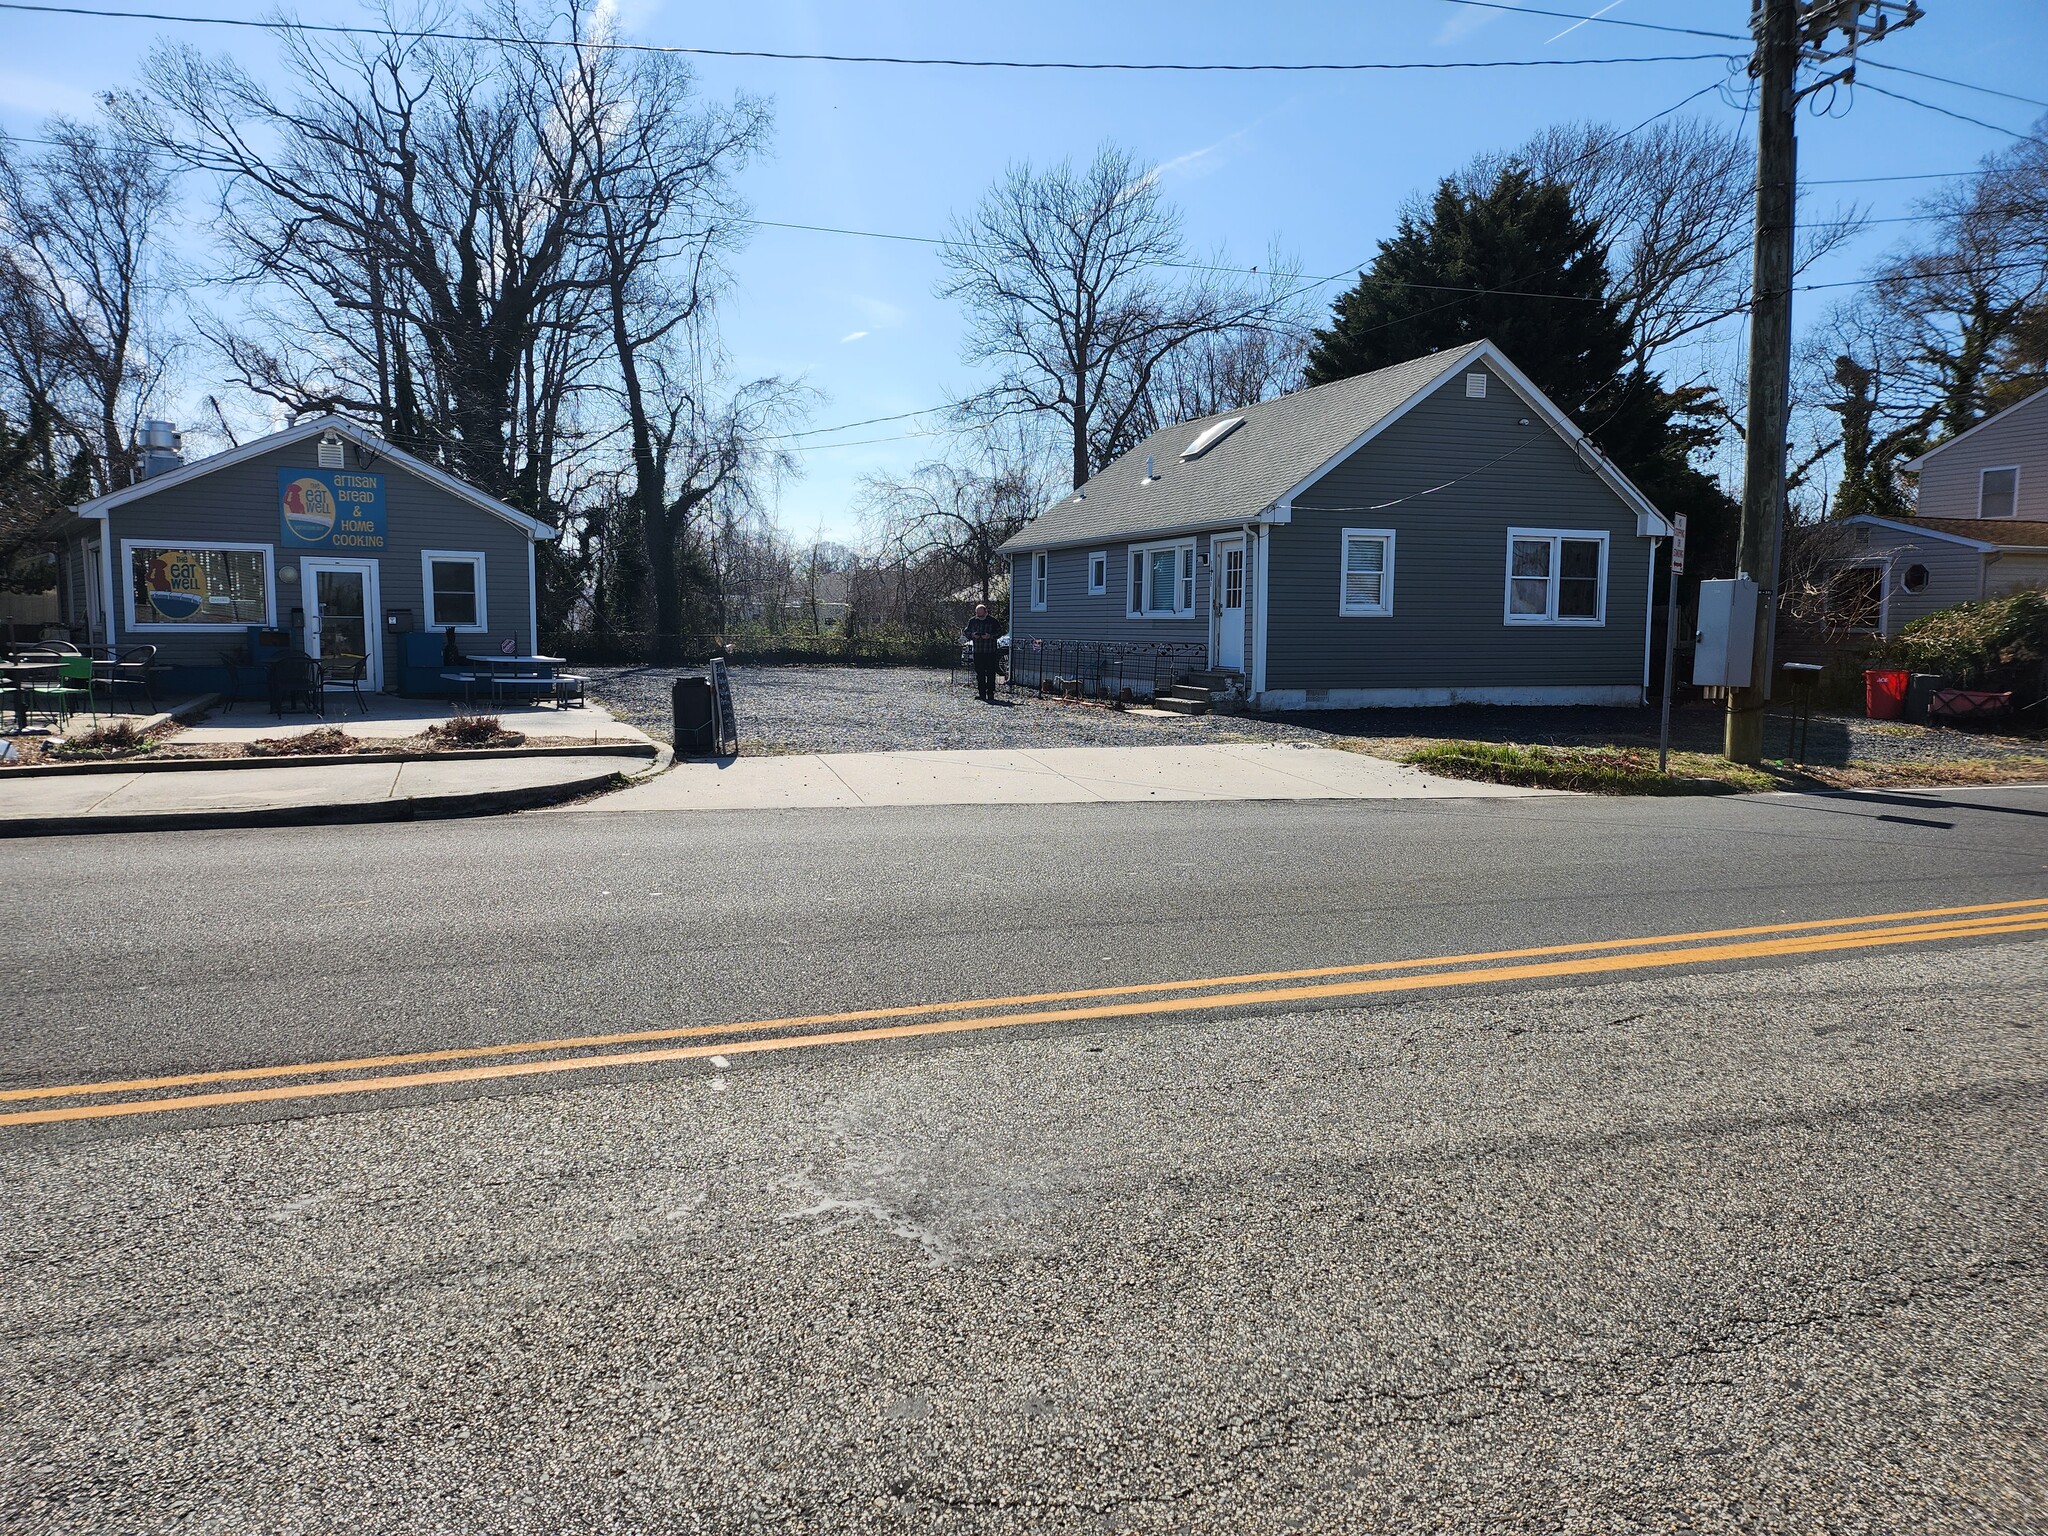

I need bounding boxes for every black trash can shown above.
[1905,672,1944,725]
[672,674,717,755]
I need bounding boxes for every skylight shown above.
[1180,416,1244,460]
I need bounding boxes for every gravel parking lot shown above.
[586,662,2048,770]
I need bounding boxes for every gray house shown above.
[1814,385,2048,636]
[999,340,1673,710]
[52,416,554,694]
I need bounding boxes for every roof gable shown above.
[998,339,1670,553]
[74,416,554,540]
[1902,385,2048,470]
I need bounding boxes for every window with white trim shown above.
[1125,538,1196,618]
[1504,529,1607,625]
[125,541,272,630]
[422,550,488,631]
[1980,465,2019,519]
[1030,550,1049,611]
[1087,550,1107,594]
[1338,529,1395,617]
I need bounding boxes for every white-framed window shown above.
[1087,550,1107,594]
[1125,538,1196,618]
[1980,465,2019,519]
[1504,528,1608,626]
[1337,529,1396,617]
[122,540,274,631]
[422,550,488,631]
[1030,550,1049,611]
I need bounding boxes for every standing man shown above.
[964,603,1002,704]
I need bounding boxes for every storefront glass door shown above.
[302,558,381,690]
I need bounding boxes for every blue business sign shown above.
[280,468,386,551]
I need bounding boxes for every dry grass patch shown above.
[1403,740,1777,795]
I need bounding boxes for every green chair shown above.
[25,654,97,724]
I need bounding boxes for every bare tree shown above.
[0,116,176,494]
[861,430,1056,606]
[123,5,627,503]
[939,143,1287,488]
[1455,118,1863,373]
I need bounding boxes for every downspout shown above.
[1641,536,1660,704]
[1252,522,1272,701]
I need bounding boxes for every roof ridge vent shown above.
[1181,416,1244,460]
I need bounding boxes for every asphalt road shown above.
[4,787,2047,1533]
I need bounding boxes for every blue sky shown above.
[4,0,2043,539]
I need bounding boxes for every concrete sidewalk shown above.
[2,752,646,835]
[572,742,1546,813]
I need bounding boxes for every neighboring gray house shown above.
[998,339,1674,709]
[1815,385,2048,636]
[51,416,554,694]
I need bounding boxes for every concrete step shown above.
[1162,683,1215,704]
[1183,669,1243,690]
[1153,696,1210,716]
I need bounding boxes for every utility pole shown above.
[1725,0,1921,764]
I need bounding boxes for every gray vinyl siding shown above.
[1913,391,2048,521]
[1988,550,2048,595]
[1266,364,1650,693]
[1830,523,1986,632]
[91,439,534,677]
[1008,541,1212,650]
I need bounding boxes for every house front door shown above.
[302,557,382,691]
[1212,534,1246,672]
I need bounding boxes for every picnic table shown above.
[441,653,588,710]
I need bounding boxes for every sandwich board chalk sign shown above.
[709,656,739,755]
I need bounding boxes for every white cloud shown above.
[839,330,869,343]
[0,70,101,120]
[1434,7,1498,45]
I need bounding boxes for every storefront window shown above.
[127,544,270,628]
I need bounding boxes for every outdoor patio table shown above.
[0,660,61,731]
[461,654,568,708]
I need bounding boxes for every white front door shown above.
[302,558,382,691]
[1212,534,1246,672]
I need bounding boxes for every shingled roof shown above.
[999,343,1488,554]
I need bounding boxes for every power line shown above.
[1859,59,2048,111]
[1806,169,1978,184]
[1853,79,2045,142]
[1430,1,1746,42]
[0,3,1739,71]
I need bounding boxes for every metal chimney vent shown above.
[1143,454,1156,481]
[139,419,184,479]
[317,430,345,469]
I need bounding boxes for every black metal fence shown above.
[1001,639,1210,704]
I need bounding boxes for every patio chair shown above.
[267,654,325,718]
[103,645,158,712]
[319,653,370,716]
[23,653,97,725]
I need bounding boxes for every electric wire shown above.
[0,3,1739,71]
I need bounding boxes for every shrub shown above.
[1882,587,2048,686]
[427,712,522,748]
[52,720,154,757]
[248,726,357,757]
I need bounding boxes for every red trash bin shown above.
[1864,668,1909,720]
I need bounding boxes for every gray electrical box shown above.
[1693,577,1758,688]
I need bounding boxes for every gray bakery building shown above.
[49,416,554,696]
[999,339,1675,710]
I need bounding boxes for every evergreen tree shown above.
[1308,165,1737,576]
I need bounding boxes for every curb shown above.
[0,747,670,839]
[2,741,657,779]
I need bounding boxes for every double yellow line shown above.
[8,897,2047,1128]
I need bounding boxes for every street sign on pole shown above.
[1671,513,1687,575]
